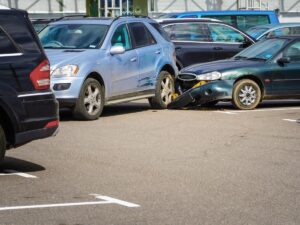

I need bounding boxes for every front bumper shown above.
[168,80,234,109]
[51,76,85,106]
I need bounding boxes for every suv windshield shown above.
[234,38,287,60]
[39,24,108,49]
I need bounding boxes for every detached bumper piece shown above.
[168,80,233,109]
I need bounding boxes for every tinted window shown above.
[170,23,210,42]
[111,24,132,50]
[208,24,245,43]
[237,15,270,31]
[202,15,236,26]
[39,24,108,49]
[181,15,198,18]
[0,28,18,54]
[284,41,300,62]
[150,22,170,41]
[129,22,156,48]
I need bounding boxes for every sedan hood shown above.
[181,59,264,75]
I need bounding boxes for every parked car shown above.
[246,23,300,41]
[39,16,177,120]
[0,7,59,161]
[158,10,279,31]
[168,36,300,110]
[158,18,255,70]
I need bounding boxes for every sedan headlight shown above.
[51,65,79,77]
[196,71,222,81]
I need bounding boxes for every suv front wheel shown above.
[149,71,175,109]
[0,124,6,162]
[73,78,104,120]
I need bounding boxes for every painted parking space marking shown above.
[283,119,299,123]
[0,170,37,179]
[0,194,140,212]
[215,107,300,115]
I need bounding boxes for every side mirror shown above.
[110,45,125,55]
[277,57,290,66]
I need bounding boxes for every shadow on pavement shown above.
[0,157,45,173]
[59,101,151,121]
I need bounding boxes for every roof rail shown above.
[113,14,151,22]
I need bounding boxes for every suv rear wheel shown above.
[0,124,6,162]
[149,71,175,109]
[73,78,104,120]
[232,79,261,110]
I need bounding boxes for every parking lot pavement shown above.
[0,100,299,225]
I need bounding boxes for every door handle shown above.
[213,47,223,50]
[155,50,161,54]
[130,57,137,62]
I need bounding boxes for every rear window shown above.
[0,14,41,53]
[150,23,170,41]
[202,15,236,26]
[0,28,19,54]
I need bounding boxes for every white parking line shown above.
[283,119,299,123]
[216,107,300,115]
[0,194,140,212]
[0,170,37,178]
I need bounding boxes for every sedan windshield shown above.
[39,24,108,49]
[246,27,269,39]
[234,38,287,61]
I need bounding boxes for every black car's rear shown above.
[0,9,59,160]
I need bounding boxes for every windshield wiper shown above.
[234,56,248,60]
[246,57,266,61]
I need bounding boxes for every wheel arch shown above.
[160,64,176,78]
[234,75,265,100]
[86,72,105,92]
[0,104,16,147]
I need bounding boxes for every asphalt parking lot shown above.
[0,100,299,225]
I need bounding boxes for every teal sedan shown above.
[168,36,300,110]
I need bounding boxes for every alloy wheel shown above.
[238,85,257,106]
[160,76,173,105]
[84,84,102,116]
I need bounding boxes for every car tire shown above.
[232,79,261,110]
[73,78,104,120]
[0,124,6,162]
[201,100,219,107]
[149,71,175,109]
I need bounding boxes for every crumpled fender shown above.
[168,80,234,109]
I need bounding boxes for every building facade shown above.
[0,0,300,21]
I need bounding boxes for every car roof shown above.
[164,10,276,16]
[268,35,300,41]
[50,16,156,26]
[157,18,222,24]
[249,23,300,30]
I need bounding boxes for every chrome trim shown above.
[18,92,53,98]
[0,53,23,57]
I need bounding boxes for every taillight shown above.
[44,120,59,128]
[30,59,50,90]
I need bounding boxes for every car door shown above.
[109,23,139,97]
[207,23,253,60]
[272,41,300,96]
[162,23,213,68]
[128,22,161,91]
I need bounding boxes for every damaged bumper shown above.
[168,80,234,109]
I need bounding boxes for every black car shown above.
[168,36,300,110]
[0,8,59,161]
[158,18,255,70]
